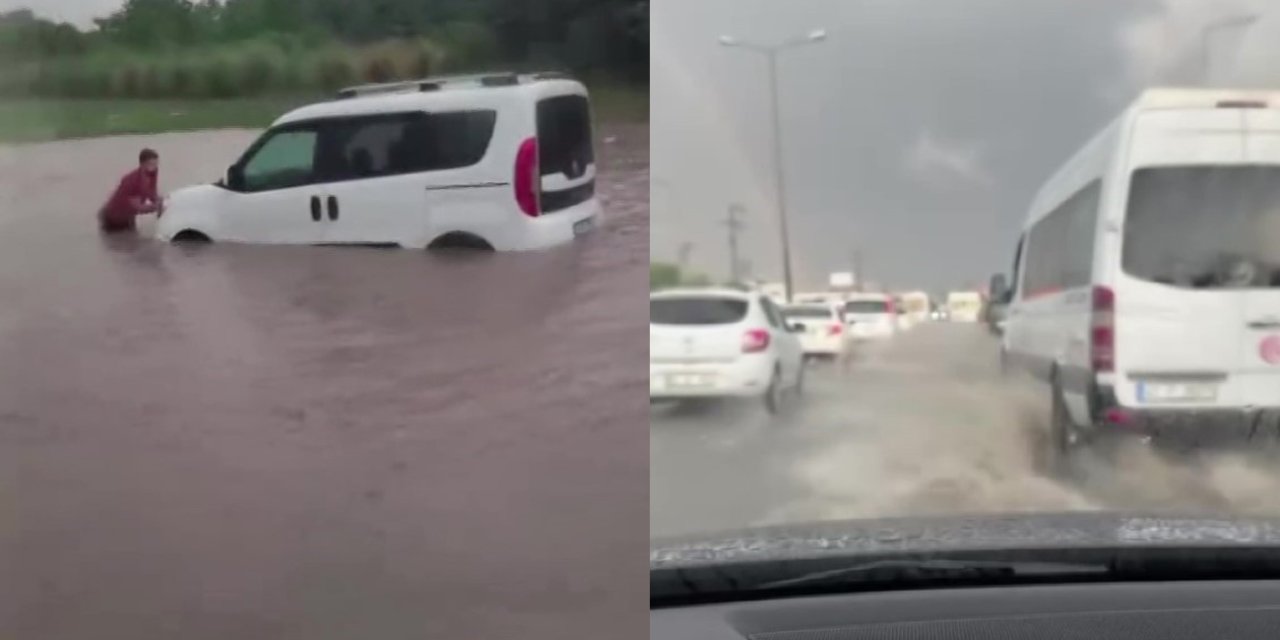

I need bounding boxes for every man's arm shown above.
[128,196,159,214]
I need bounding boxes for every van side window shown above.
[240,128,320,192]
[319,111,497,182]
[1022,180,1102,298]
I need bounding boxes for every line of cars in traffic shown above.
[649,285,985,413]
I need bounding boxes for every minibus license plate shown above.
[573,216,595,236]
[1137,381,1218,403]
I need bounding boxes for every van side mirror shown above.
[226,164,245,191]
[989,274,1010,302]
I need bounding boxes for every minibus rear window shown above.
[1124,166,1280,289]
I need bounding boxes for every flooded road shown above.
[0,124,648,639]
[651,322,1280,539]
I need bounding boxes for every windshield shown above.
[650,0,1280,565]
[651,297,749,325]
[1124,166,1280,288]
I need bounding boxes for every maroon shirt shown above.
[99,167,158,228]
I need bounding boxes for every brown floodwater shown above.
[0,124,648,639]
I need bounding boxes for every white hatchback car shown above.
[782,303,850,360]
[842,293,899,340]
[650,288,805,414]
[157,72,601,250]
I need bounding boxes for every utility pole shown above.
[851,248,864,292]
[1201,14,1259,84]
[724,204,746,283]
[720,29,828,303]
[676,241,693,271]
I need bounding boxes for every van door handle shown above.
[310,195,321,221]
[1247,318,1280,330]
[326,196,339,221]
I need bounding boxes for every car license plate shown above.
[1137,381,1218,403]
[573,216,596,236]
[666,373,713,389]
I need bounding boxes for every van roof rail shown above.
[335,71,576,99]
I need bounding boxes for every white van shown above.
[997,88,1280,463]
[157,72,601,250]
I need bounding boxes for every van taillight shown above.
[514,137,540,217]
[828,323,842,336]
[1091,285,1115,372]
[743,329,771,353]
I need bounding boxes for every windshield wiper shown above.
[752,558,1110,591]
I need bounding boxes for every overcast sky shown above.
[652,0,1280,294]
[0,0,119,25]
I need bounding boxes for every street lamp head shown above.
[718,35,738,46]
[807,29,828,42]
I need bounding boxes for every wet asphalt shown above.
[652,321,1280,539]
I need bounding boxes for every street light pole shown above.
[764,50,796,303]
[720,29,827,304]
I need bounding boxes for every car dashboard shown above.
[652,579,1280,639]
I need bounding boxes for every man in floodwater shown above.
[98,148,163,233]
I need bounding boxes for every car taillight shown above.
[514,137,540,218]
[828,323,842,336]
[742,328,771,353]
[1091,285,1115,372]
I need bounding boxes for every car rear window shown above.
[537,94,594,178]
[1124,166,1280,289]
[651,297,749,325]
[844,300,889,313]
[783,306,832,319]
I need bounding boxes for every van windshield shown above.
[1125,166,1280,289]
[651,298,749,325]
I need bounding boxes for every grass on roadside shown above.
[0,84,647,145]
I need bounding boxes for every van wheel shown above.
[427,232,494,251]
[763,369,783,415]
[1048,377,1082,477]
[172,230,210,243]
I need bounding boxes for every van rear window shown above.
[1124,166,1280,289]
[844,300,889,313]
[651,298,749,325]
[537,94,594,178]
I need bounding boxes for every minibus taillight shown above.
[1091,285,1115,372]
[514,137,540,218]
[828,323,843,336]
[743,329,771,353]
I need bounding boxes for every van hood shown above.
[167,183,224,207]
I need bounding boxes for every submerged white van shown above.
[996,88,1280,463]
[157,72,600,250]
